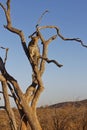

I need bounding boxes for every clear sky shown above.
[0,0,87,106]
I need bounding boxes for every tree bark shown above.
[1,78,17,130]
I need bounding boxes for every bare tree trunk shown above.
[7,74,42,130]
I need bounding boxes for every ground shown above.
[0,99,87,130]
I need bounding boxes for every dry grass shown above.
[0,100,87,130]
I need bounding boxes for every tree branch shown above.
[36,10,49,27]
[46,35,57,44]
[1,81,17,130]
[31,66,44,108]
[37,25,58,76]
[40,56,63,68]
[0,0,29,60]
[6,0,11,10]
[0,3,6,14]
[37,25,87,48]
[31,85,44,109]
[4,48,9,65]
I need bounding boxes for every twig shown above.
[36,10,49,27]
[4,48,9,65]
[0,3,6,13]
[28,31,37,38]
[0,46,7,49]
[28,10,49,38]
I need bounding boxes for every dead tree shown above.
[0,0,87,130]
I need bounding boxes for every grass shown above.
[0,100,87,130]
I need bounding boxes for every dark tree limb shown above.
[0,3,6,14]
[7,82,22,110]
[4,48,9,65]
[40,56,63,68]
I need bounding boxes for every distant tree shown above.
[0,0,87,130]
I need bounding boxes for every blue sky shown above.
[0,0,87,106]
